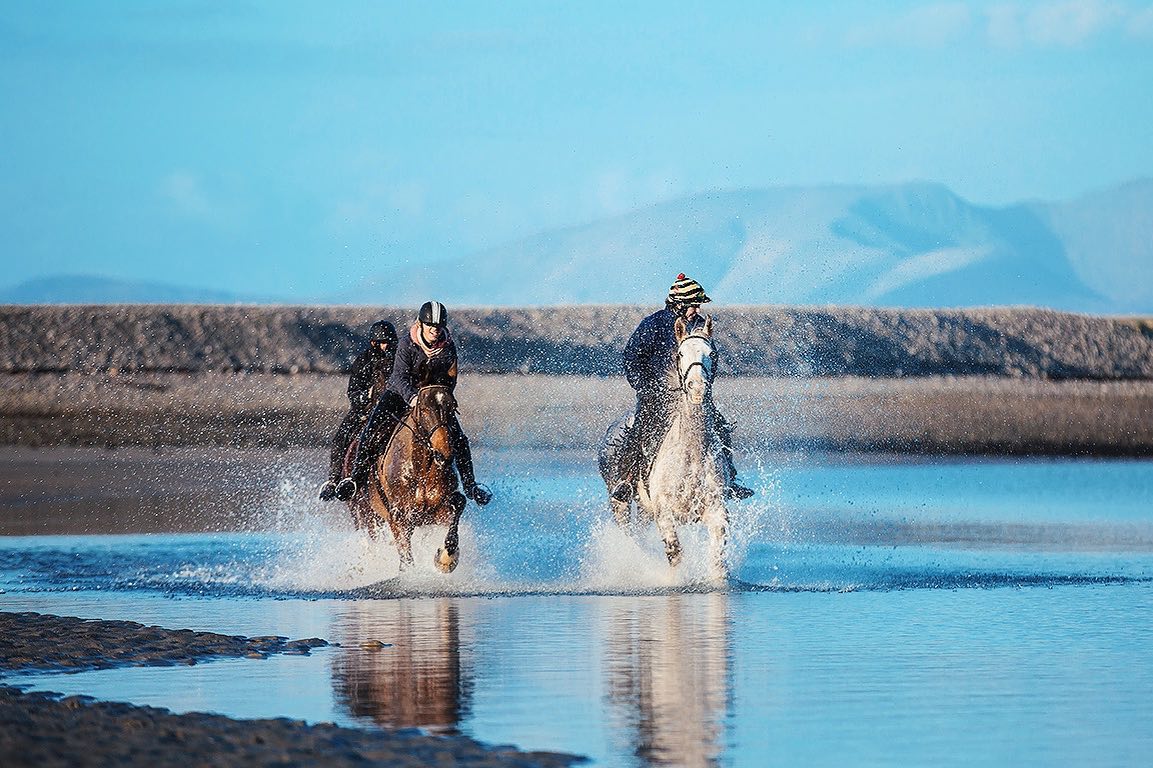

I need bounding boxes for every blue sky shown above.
[2,1,1151,300]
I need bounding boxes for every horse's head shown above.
[674,314,715,405]
[413,385,457,465]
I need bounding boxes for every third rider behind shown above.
[320,319,397,501]
[611,273,754,503]
[386,300,492,506]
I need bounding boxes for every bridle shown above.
[399,385,455,466]
[676,333,715,393]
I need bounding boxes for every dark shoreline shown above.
[3,304,1152,456]
[3,304,1152,380]
[0,612,584,768]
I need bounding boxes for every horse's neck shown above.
[391,412,426,460]
[664,394,717,455]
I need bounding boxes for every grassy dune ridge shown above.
[2,304,1152,379]
[2,304,1151,454]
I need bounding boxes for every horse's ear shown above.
[704,315,713,337]
[674,315,687,342]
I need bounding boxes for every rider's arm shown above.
[445,342,459,390]
[347,351,372,409]
[386,339,419,405]
[623,317,655,391]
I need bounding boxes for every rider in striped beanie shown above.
[667,273,711,308]
[610,273,754,503]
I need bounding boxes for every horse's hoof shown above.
[665,545,682,568]
[435,548,458,574]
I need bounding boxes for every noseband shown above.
[676,334,714,392]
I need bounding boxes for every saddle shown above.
[342,397,409,481]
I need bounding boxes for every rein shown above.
[398,386,455,465]
[676,334,714,392]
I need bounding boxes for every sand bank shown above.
[0,612,583,767]
[1,372,1151,456]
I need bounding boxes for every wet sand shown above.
[0,612,583,767]
[3,371,1152,455]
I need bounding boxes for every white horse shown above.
[600,315,729,582]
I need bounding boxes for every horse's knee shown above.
[611,499,632,529]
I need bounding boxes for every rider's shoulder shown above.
[637,307,674,330]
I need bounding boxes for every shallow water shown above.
[2,447,1153,767]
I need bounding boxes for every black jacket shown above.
[623,308,711,395]
[347,346,396,412]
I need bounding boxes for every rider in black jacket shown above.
[319,320,398,501]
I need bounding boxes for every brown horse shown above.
[361,384,467,573]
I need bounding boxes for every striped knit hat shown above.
[667,273,711,306]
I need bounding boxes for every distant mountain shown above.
[8,179,1152,312]
[0,275,262,305]
[340,178,1152,313]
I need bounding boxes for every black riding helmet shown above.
[418,300,449,328]
[368,320,397,345]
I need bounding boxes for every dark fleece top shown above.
[346,346,396,412]
[386,324,459,404]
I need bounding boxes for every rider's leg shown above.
[351,405,384,480]
[712,406,754,500]
[345,392,405,475]
[610,414,641,501]
[610,394,665,502]
[337,395,402,501]
[321,408,362,500]
[450,416,491,505]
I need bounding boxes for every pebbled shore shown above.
[2,304,1151,379]
[0,612,584,768]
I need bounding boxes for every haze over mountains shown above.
[7,178,1151,313]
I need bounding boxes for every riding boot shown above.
[324,408,362,501]
[337,404,387,501]
[611,422,642,502]
[452,422,491,505]
[715,411,754,500]
[612,395,666,502]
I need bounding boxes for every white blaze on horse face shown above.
[678,335,713,405]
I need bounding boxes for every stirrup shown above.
[465,482,492,506]
[724,482,754,501]
[334,477,357,501]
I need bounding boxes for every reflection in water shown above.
[603,593,731,767]
[331,599,473,734]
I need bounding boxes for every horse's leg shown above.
[391,513,415,571]
[435,491,467,574]
[356,497,377,539]
[361,476,389,540]
[611,498,632,529]
[656,510,682,568]
[705,502,729,584]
